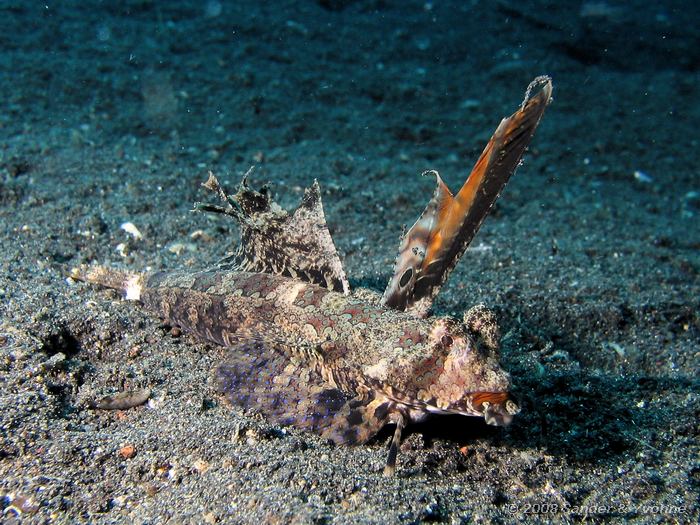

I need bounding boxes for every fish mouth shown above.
[468,392,520,426]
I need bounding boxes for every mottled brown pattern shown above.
[77,257,518,475]
[137,270,517,455]
[320,393,395,445]
[197,173,350,294]
[70,77,551,473]
[192,272,224,293]
[463,303,501,353]
[339,305,384,327]
[294,286,328,308]
[395,327,425,348]
[237,272,283,299]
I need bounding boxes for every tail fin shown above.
[69,265,145,301]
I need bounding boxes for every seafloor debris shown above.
[89,388,151,410]
[120,221,143,240]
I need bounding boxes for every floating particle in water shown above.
[633,170,653,183]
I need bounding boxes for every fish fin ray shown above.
[196,172,350,294]
[320,393,394,445]
[381,170,453,313]
[215,342,352,433]
[382,76,552,315]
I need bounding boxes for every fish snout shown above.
[470,392,520,426]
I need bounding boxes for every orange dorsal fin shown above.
[382,76,552,316]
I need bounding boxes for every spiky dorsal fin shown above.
[196,172,350,294]
[382,76,553,316]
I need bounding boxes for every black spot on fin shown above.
[382,77,552,317]
[196,172,350,294]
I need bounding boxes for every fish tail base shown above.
[69,265,144,301]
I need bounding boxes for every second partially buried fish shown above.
[71,76,553,475]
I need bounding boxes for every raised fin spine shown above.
[382,76,553,316]
[382,170,453,311]
[196,173,350,295]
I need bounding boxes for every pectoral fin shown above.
[382,76,552,316]
[320,393,394,446]
[216,342,393,447]
[216,341,352,433]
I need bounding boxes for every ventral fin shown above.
[320,392,394,445]
[196,171,350,295]
[382,76,553,316]
[215,341,353,434]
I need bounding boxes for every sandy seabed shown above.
[1,1,698,523]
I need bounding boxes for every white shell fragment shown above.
[120,222,143,240]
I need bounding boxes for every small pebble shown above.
[120,221,143,240]
[91,388,151,410]
[633,170,653,183]
[119,445,136,459]
[203,511,218,524]
[192,459,210,474]
[190,229,212,242]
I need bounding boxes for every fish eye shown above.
[440,334,453,347]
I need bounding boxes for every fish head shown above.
[421,316,519,426]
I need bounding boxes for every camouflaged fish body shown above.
[71,77,552,474]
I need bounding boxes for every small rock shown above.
[119,445,137,459]
[4,494,39,515]
[633,169,653,183]
[192,459,210,474]
[167,242,197,255]
[120,222,143,240]
[190,229,213,242]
